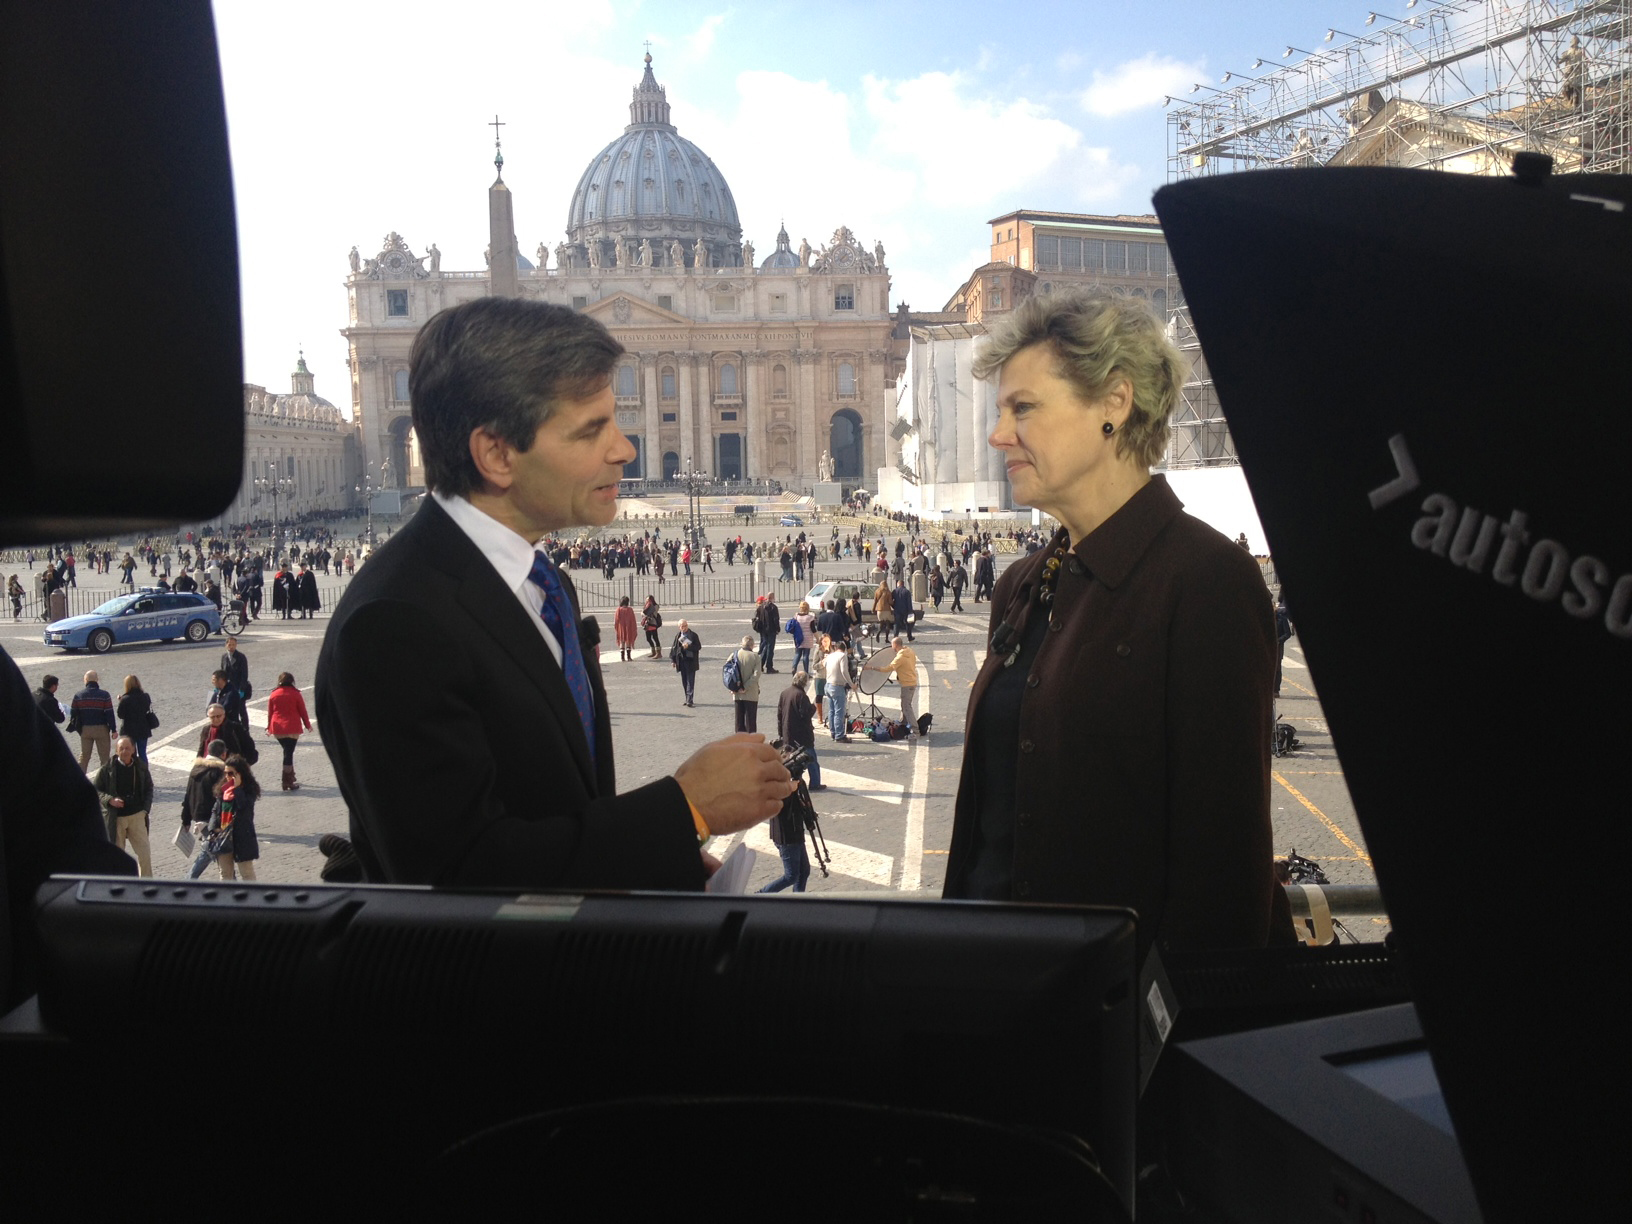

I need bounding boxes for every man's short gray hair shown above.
[741,634,756,650]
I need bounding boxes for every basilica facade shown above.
[220,355,358,526]
[341,56,895,495]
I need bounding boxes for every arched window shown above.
[837,362,856,398]
[661,366,677,399]
[617,365,637,397]
[772,363,788,399]
[662,450,680,480]
[394,369,410,401]
[1152,289,1167,320]
[624,437,644,479]
[719,363,738,395]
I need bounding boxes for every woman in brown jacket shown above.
[941,289,1282,959]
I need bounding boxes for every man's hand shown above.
[110,798,125,809]
[675,734,794,836]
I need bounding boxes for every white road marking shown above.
[148,745,202,774]
[933,650,958,672]
[899,736,929,891]
[714,823,897,889]
[973,649,987,668]
[818,769,905,805]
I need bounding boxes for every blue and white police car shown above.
[44,590,223,654]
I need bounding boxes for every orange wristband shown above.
[689,799,710,840]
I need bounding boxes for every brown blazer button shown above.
[1027,674,1040,688]
[1050,618,1063,632]
[1115,643,1131,657]
[1068,560,1084,576]
[1020,739,1034,753]
[1017,812,1031,827]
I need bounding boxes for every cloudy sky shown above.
[213,0,1375,408]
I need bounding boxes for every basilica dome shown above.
[564,55,743,269]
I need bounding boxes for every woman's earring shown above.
[1102,421,1115,436]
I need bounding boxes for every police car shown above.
[44,589,223,653]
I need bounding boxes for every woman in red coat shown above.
[265,671,313,790]
[613,595,639,662]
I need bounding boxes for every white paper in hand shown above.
[704,843,757,894]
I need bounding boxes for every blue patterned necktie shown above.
[529,551,598,768]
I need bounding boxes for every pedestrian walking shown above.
[893,578,916,642]
[823,644,856,741]
[68,670,116,772]
[8,574,23,621]
[115,674,156,764]
[220,635,252,728]
[205,754,261,881]
[753,592,780,674]
[93,736,154,876]
[790,600,816,675]
[670,619,701,707]
[729,635,762,733]
[266,672,312,790]
[642,596,663,658]
[614,595,639,662]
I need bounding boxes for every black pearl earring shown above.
[1101,421,1114,436]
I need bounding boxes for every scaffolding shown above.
[1159,0,1630,466]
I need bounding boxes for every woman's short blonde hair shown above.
[973,289,1187,469]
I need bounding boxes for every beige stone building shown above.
[222,355,359,525]
[946,210,1173,324]
[340,55,895,494]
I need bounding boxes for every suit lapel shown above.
[419,503,599,791]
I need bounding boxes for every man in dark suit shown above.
[316,297,791,890]
[219,636,251,727]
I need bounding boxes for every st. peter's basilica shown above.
[341,55,896,496]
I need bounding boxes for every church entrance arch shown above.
[386,415,414,489]
[662,450,680,481]
[624,436,644,480]
[830,409,864,480]
[715,433,743,481]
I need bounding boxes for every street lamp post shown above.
[253,463,296,561]
[679,462,707,550]
[354,474,376,549]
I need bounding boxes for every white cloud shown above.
[687,13,727,57]
[684,66,1141,311]
[1079,53,1205,117]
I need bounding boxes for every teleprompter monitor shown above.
[19,878,1139,1217]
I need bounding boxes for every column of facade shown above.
[867,348,889,488]
[676,351,697,472]
[640,353,660,481]
[358,353,385,478]
[795,348,819,483]
[743,354,765,482]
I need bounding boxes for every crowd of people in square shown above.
[30,634,312,884]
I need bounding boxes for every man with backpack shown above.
[753,592,780,674]
[724,634,762,733]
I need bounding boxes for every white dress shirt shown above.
[433,491,562,667]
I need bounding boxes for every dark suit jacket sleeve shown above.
[1159,549,1277,949]
[323,598,703,892]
